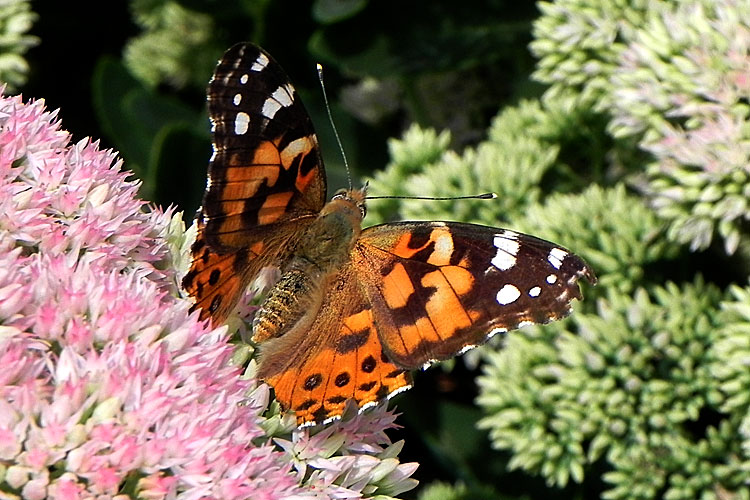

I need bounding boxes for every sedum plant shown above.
[124,0,222,90]
[476,280,749,499]
[534,0,750,255]
[609,0,750,254]
[364,1,750,498]
[0,94,417,499]
[531,0,655,111]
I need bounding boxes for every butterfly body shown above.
[183,43,596,426]
[252,188,365,344]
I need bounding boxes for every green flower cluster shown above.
[531,0,653,111]
[367,100,564,226]
[477,280,750,499]
[532,0,750,255]
[362,1,750,498]
[0,0,36,90]
[124,0,222,89]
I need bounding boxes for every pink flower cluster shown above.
[0,94,417,499]
[608,0,750,253]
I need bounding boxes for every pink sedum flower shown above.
[608,0,750,254]
[0,94,417,499]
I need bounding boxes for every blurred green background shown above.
[23,1,538,218]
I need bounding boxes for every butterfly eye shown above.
[358,202,367,219]
[332,188,347,200]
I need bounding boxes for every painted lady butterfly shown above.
[182,43,596,426]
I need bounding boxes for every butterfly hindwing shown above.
[352,222,596,369]
[256,262,413,425]
[182,218,254,321]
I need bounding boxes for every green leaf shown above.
[312,0,369,24]
[91,56,204,204]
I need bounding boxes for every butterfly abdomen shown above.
[252,267,320,343]
[254,192,364,357]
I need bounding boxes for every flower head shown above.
[0,93,417,499]
[609,0,750,253]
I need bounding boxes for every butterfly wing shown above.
[256,262,413,426]
[202,43,327,249]
[257,220,594,426]
[183,43,327,322]
[352,221,596,369]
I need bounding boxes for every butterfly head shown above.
[328,187,367,221]
[294,187,368,270]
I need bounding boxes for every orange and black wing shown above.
[256,262,413,426]
[183,43,327,323]
[256,221,594,426]
[352,222,596,369]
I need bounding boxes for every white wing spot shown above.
[546,274,558,284]
[491,234,520,271]
[233,93,242,106]
[262,98,281,119]
[250,53,269,72]
[262,84,295,120]
[496,284,521,305]
[273,84,295,107]
[434,232,453,259]
[240,73,249,85]
[548,247,568,270]
[234,112,250,135]
[529,286,541,297]
[233,47,245,67]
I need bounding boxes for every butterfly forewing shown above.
[203,43,326,251]
[183,43,328,323]
[353,222,596,369]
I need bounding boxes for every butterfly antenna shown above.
[317,63,352,191]
[367,192,498,201]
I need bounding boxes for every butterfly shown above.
[182,43,596,427]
